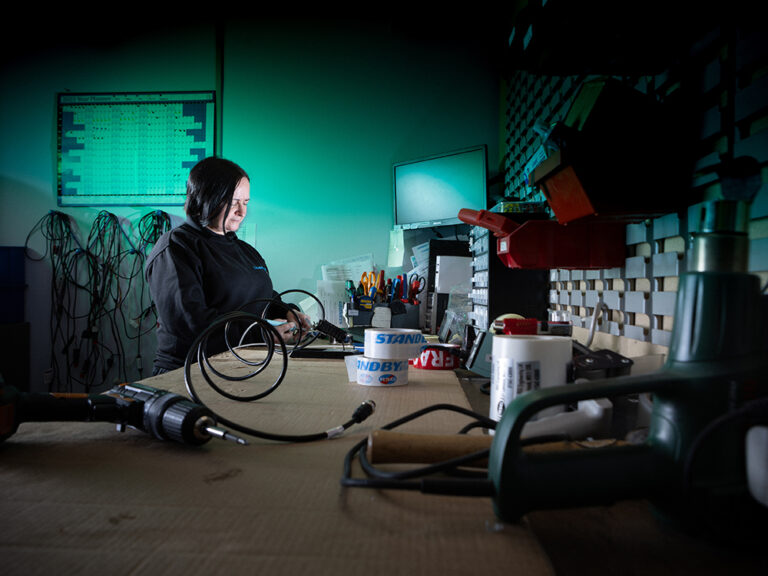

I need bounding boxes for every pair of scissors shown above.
[407,273,425,304]
[360,271,377,299]
[374,270,386,301]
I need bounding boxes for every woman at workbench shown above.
[146,156,312,375]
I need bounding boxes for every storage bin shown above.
[0,247,26,324]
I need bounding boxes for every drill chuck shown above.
[141,391,214,445]
[114,383,248,446]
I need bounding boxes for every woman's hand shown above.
[272,312,312,343]
[286,310,313,334]
[272,320,298,343]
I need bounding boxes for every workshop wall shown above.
[219,19,501,293]
[0,18,501,392]
[501,24,768,352]
[0,22,219,392]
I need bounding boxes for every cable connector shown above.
[352,400,376,423]
[315,319,349,343]
[326,425,346,439]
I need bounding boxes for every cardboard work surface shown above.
[0,352,554,576]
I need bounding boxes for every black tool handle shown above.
[17,391,122,423]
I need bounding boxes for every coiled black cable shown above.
[182,309,374,443]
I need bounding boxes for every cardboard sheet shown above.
[0,350,554,576]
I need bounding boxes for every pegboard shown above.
[494,25,768,348]
[549,213,688,346]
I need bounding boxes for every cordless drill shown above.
[0,382,248,446]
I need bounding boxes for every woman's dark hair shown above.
[184,157,249,231]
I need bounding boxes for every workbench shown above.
[1,350,765,575]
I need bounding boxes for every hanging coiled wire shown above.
[25,209,170,391]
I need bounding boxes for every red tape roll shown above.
[410,345,460,370]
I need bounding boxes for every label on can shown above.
[490,357,541,421]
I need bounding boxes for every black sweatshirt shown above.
[145,218,286,372]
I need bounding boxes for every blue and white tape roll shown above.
[356,357,409,387]
[363,328,427,360]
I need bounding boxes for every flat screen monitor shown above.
[393,145,487,230]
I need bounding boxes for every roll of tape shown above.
[356,357,409,387]
[364,328,427,360]
[410,345,461,370]
[491,313,525,334]
[490,335,571,425]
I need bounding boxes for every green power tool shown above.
[489,194,768,538]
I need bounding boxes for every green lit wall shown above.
[0,23,221,390]
[222,20,500,292]
[0,18,501,390]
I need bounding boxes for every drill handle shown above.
[17,390,122,424]
[1,385,124,443]
[488,371,681,521]
[495,371,678,452]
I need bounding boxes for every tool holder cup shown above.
[488,199,768,540]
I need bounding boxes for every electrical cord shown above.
[263,289,326,352]
[25,210,169,391]
[26,209,362,437]
[241,289,352,356]
[25,211,86,391]
[340,403,576,497]
[200,311,289,402]
[137,210,171,252]
[130,210,171,378]
[340,403,497,496]
[182,310,375,443]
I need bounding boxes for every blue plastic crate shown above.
[0,246,25,284]
[0,247,26,323]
